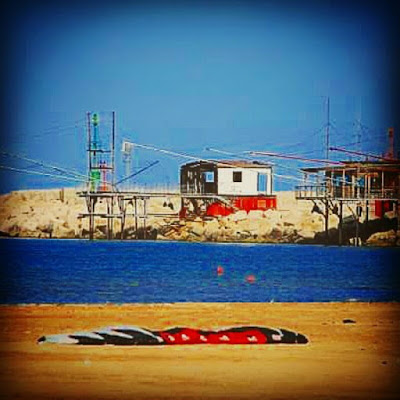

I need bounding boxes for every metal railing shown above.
[295,185,328,199]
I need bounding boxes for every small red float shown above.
[245,274,256,284]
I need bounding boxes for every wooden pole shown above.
[339,200,343,246]
[355,213,359,247]
[110,195,114,239]
[89,196,94,240]
[87,112,92,191]
[342,169,345,198]
[106,198,111,240]
[112,111,116,189]
[119,197,125,240]
[397,200,400,233]
[143,198,147,239]
[325,199,329,244]
[326,97,330,160]
[106,196,114,240]
[134,197,138,239]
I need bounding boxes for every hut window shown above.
[204,171,214,183]
[233,171,242,182]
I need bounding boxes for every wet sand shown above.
[0,302,399,399]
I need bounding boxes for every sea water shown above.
[0,238,399,303]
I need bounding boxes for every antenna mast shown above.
[326,96,330,160]
[86,111,115,192]
[356,98,362,153]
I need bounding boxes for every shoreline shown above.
[1,235,399,249]
[1,302,399,399]
[1,299,400,305]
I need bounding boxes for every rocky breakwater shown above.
[157,191,335,244]
[147,192,400,246]
[0,189,398,246]
[0,188,86,239]
[159,209,329,244]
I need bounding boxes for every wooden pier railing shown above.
[295,185,399,201]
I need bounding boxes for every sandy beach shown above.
[0,302,399,399]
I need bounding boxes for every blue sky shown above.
[1,0,398,192]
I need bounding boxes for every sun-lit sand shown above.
[0,302,399,399]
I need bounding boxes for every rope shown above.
[129,141,308,184]
[0,151,87,179]
[0,165,86,183]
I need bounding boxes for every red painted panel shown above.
[206,196,277,216]
[375,200,393,218]
[233,196,277,213]
[206,202,235,217]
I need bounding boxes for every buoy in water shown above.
[217,265,224,276]
[245,274,256,284]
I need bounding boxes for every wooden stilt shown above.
[355,213,360,247]
[89,197,95,240]
[134,197,138,239]
[338,200,343,246]
[325,199,329,244]
[119,197,126,240]
[106,198,112,240]
[143,198,147,239]
[110,195,114,239]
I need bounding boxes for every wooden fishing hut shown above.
[180,160,277,217]
[295,158,400,245]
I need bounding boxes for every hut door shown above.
[203,171,215,194]
[257,173,267,193]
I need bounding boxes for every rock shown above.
[282,225,296,237]
[235,219,253,234]
[220,226,235,240]
[189,223,205,237]
[204,220,220,241]
[122,227,134,239]
[178,230,190,241]
[248,210,264,220]
[81,228,90,238]
[366,230,397,247]
[8,224,20,237]
[52,224,76,239]
[37,223,54,237]
[257,219,274,237]
[297,229,315,240]
[96,225,108,235]
[269,227,283,240]
[134,227,158,240]
[230,210,248,222]
[264,210,281,225]
[238,230,251,239]
[19,204,32,215]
